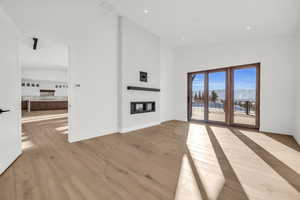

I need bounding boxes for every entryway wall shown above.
[0,7,21,174]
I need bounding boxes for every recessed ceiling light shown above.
[246,26,251,30]
[144,9,149,14]
[181,36,185,41]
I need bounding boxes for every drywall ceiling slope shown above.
[107,0,300,46]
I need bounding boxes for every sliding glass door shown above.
[190,73,205,121]
[231,66,259,127]
[208,71,227,123]
[188,63,260,128]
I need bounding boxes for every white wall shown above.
[160,41,175,122]
[22,68,67,82]
[174,37,297,135]
[0,7,21,174]
[295,31,300,144]
[119,17,161,132]
[0,0,119,142]
[20,36,69,69]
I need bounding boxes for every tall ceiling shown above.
[1,0,299,46]
[106,0,300,45]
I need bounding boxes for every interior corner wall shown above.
[160,41,175,122]
[0,0,119,142]
[119,17,161,132]
[294,31,300,144]
[174,37,297,135]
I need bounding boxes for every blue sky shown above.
[192,68,256,91]
[209,71,226,90]
[234,68,256,90]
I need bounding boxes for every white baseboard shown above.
[120,121,161,133]
[259,128,293,135]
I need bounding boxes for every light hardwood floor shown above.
[0,110,299,200]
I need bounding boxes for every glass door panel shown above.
[208,71,226,122]
[191,73,205,120]
[233,67,257,126]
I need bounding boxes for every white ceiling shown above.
[106,0,300,46]
[20,36,69,70]
[1,0,299,46]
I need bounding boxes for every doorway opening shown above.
[20,36,69,149]
[188,63,260,129]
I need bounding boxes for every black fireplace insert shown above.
[131,102,155,114]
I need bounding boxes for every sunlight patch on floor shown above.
[239,129,300,174]
[61,131,69,135]
[22,140,35,151]
[56,126,68,131]
[175,155,203,200]
[21,135,29,142]
[210,126,300,200]
[22,113,67,123]
[186,123,225,200]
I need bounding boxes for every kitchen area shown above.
[20,36,69,120]
[21,78,68,112]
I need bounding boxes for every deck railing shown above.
[192,100,255,115]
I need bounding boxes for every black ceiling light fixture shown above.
[33,37,38,50]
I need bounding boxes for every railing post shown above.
[246,101,249,115]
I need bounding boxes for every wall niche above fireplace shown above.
[131,102,155,114]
